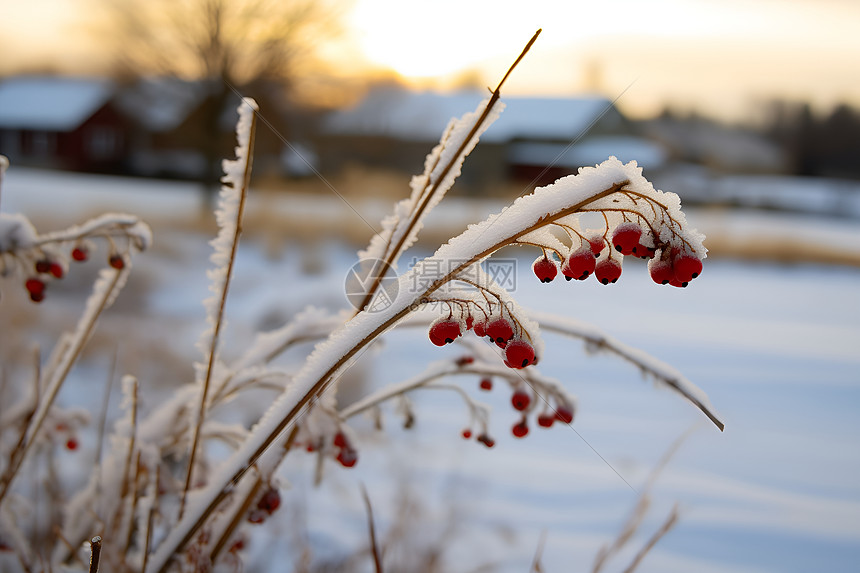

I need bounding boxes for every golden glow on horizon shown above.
[1,0,859,120]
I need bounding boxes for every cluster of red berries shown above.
[465,379,576,444]
[24,254,66,302]
[532,223,703,288]
[429,315,537,369]
[507,386,574,439]
[302,430,360,468]
[247,486,281,524]
[333,431,358,468]
[18,244,127,303]
[647,247,703,288]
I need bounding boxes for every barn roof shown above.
[114,77,213,132]
[508,136,667,170]
[324,86,618,143]
[0,76,113,131]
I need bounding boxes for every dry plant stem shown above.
[180,108,258,520]
[154,426,300,572]
[353,29,542,314]
[534,311,724,431]
[591,495,652,573]
[209,472,263,562]
[0,268,124,509]
[531,530,547,573]
[339,366,498,421]
[140,465,160,573]
[361,485,384,573]
[149,183,626,572]
[89,536,102,573]
[621,505,679,573]
[122,452,143,559]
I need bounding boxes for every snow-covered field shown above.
[2,168,859,572]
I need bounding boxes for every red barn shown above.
[0,76,127,172]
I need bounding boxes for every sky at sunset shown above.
[0,0,858,121]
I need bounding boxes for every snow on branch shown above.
[147,156,713,570]
[527,309,724,431]
[183,97,258,518]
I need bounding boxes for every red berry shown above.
[71,247,88,262]
[588,235,605,257]
[476,434,495,448]
[257,488,281,514]
[35,259,51,274]
[505,339,536,369]
[49,262,64,279]
[511,388,531,411]
[648,259,674,285]
[595,258,622,284]
[612,223,642,256]
[673,252,703,283]
[461,429,472,439]
[456,355,474,367]
[555,406,574,424]
[537,413,555,428]
[333,432,348,449]
[465,316,474,330]
[512,419,529,438]
[532,256,558,283]
[25,278,45,295]
[109,254,125,270]
[429,319,462,346]
[562,246,596,281]
[479,378,493,391]
[336,448,358,468]
[229,539,245,553]
[473,321,486,338]
[306,443,316,452]
[668,277,688,288]
[486,318,514,345]
[65,438,78,451]
[634,243,657,260]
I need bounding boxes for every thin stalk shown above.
[88,536,102,573]
[0,268,124,509]
[361,485,383,573]
[621,505,679,573]
[209,472,263,562]
[140,465,160,573]
[122,451,143,559]
[353,29,542,314]
[180,108,257,519]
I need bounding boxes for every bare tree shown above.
[97,0,342,204]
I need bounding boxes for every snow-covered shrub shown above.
[0,31,722,572]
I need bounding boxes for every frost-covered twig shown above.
[0,155,8,212]
[182,98,258,519]
[528,310,724,430]
[353,30,541,312]
[621,504,679,573]
[0,265,130,508]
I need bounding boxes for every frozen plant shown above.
[0,154,151,568]
[0,30,723,573]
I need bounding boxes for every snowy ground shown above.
[1,168,859,572]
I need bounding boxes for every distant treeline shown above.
[766,102,860,180]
